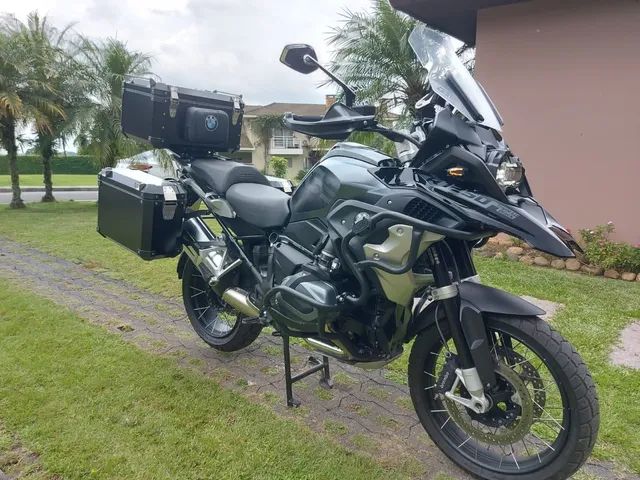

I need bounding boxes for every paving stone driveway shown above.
[0,238,635,480]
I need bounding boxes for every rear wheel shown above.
[182,258,262,351]
[408,315,599,480]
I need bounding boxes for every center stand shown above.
[281,335,332,407]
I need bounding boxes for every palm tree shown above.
[75,37,153,168]
[327,0,474,119]
[326,0,425,117]
[8,12,86,202]
[250,114,283,174]
[0,19,63,208]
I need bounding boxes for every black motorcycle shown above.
[101,23,598,480]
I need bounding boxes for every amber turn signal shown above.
[447,167,465,177]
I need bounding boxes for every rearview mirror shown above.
[280,44,319,75]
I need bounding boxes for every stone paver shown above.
[0,237,635,480]
[610,321,640,369]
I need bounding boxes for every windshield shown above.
[409,25,503,131]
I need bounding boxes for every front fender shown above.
[177,252,188,279]
[408,281,545,338]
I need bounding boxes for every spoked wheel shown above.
[182,258,262,352]
[408,315,599,480]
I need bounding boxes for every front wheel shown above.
[182,258,262,352]
[408,315,599,480]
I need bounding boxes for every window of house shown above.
[271,127,299,149]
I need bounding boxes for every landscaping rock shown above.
[565,258,581,271]
[506,246,524,256]
[621,272,637,282]
[581,265,604,276]
[494,233,514,246]
[604,269,620,280]
[550,259,566,270]
[519,256,534,266]
[494,252,505,260]
[533,256,550,267]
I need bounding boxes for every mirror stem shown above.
[304,55,356,107]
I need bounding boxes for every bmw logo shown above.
[205,114,219,131]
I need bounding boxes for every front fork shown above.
[429,243,496,414]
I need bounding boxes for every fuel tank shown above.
[284,143,397,248]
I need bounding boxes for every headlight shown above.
[495,160,523,188]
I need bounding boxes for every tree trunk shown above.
[3,121,25,209]
[41,135,55,202]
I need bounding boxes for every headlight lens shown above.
[496,160,523,188]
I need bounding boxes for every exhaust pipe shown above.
[305,338,348,359]
[222,288,261,318]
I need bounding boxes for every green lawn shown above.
[0,174,97,187]
[0,279,405,480]
[1,202,639,474]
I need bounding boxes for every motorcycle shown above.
[104,23,599,480]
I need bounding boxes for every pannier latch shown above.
[232,95,242,125]
[162,185,178,220]
[169,86,179,118]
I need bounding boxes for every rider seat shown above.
[188,159,290,229]
[188,158,270,194]
[226,183,290,229]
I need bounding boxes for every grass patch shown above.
[0,174,97,187]
[0,202,179,297]
[1,202,639,473]
[0,279,407,480]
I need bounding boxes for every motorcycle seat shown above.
[188,158,270,194]
[225,183,290,229]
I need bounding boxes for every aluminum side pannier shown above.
[97,168,187,260]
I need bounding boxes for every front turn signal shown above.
[447,166,465,177]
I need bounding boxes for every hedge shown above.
[0,155,99,175]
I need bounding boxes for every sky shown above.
[0,0,373,106]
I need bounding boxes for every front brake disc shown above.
[496,347,546,419]
[445,363,535,446]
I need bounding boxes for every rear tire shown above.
[408,315,599,480]
[182,258,262,352]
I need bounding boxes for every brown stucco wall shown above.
[474,0,640,244]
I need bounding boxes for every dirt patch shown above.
[521,295,564,322]
[0,423,59,480]
[610,321,640,369]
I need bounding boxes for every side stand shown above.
[282,335,332,407]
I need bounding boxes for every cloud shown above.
[3,0,372,105]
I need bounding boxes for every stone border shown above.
[478,233,640,282]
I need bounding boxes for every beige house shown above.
[391,0,640,244]
[228,96,336,179]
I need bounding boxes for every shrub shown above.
[295,169,308,183]
[0,155,99,175]
[270,156,288,178]
[580,223,640,273]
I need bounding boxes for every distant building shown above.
[230,95,337,178]
[391,0,640,243]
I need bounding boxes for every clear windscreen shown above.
[409,25,503,131]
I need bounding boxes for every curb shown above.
[0,186,97,193]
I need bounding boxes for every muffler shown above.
[222,288,261,318]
